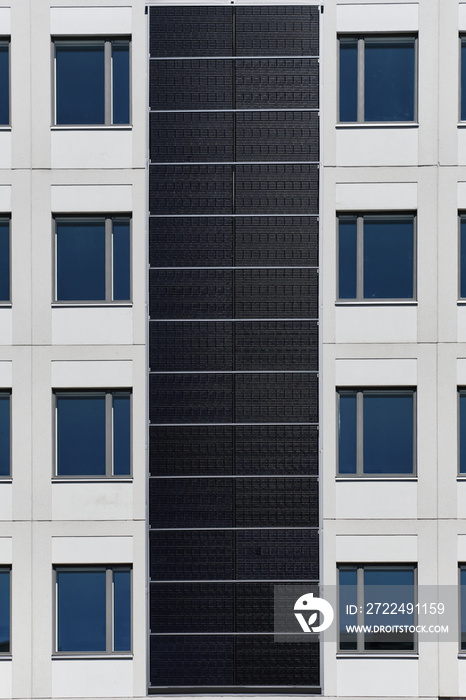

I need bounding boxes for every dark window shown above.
[55,217,131,302]
[339,565,416,652]
[55,40,130,126]
[460,567,466,649]
[459,215,466,299]
[461,38,466,121]
[339,36,416,123]
[55,391,131,477]
[338,214,415,300]
[458,390,466,474]
[0,43,9,126]
[338,389,415,475]
[0,393,10,478]
[55,567,131,653]
[0,569,9,653]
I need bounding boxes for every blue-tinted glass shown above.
[339,568,357,650]
[56,220,105,301]
[363,393,413,474]
[0,571,9,653]
[57,570,106,652]
[338,393,357,474]
[363,217,414,299]
[461,219,466,299]
[462,42,466,121]
[364,568,414,650]
[0,221,9,302]
[114,570,131,651]
[112,44,130,124]
[113,395,130,475]
[0,47,9,126]
[56,45,105,125]
[338,218,357,298]
[460,394,466,474]
[0,396,10,477]
[57,395,106,476]
[461,569,466,648]
[339,40,358,122]
[364,39,415,122]
[113,221,130,301]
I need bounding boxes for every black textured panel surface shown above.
[150,635,234,686]
[150,165,233,215]
[150,582,234,633]
[150,6,233,57]
[236,59,318,109]
[235,425,318,476]
[150,478,233,528]
[150,373,233,424]
[235,6,319,56]
[150,530,234,580]
[235,636,319,686]
[236,529,319,580]
[236,164,318,214]
[149,217,233,268]
[235,268,318,319]
[150,322,233,371]
[235,216,318,267]
[235,478,318,527]
[235,321,318,370]
[150,60,233,111]
[149,269,233,319]
[235,583,275,632]
[150,425,233,476]
[235,373,318,423]
[236,111,319,162]
[150,112,234,163]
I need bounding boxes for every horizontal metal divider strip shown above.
[148,688,321,691]
[149,580,319,584]
[149,370,318,374]
[150,475,318,479]
[149,633,317,636]
[150,267,319,270]
[149,423,319,426]
[150,56,319,61]
[149,527,319,531]
[150,162,319,166]
[149,319,318,322]
[149,214,319,218]
[150,108,319,113]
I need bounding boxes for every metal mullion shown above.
[358,38,364,122]
[104,41,112,125]
[357,216,364,299]
[106,393,113,477]
[356,390,364,475]
[106,568,113,652]
[105,218,112,302]
[357,566,364,651]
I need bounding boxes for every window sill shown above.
[337,653,418,659]
[336,122,419,129]
[336,476,417,482]
[0,656,11,661]
[52,302,132,308]
[335,300,418,307]
[52,477,132,483]
[51,125,132,131]
[457,300,466,305]
[52,653,133,660]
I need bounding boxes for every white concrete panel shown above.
[457,308,466,342]
[459,4,466,31]
[51,360,132,388]
[0,9,10,35]
[52,482,132,521]
[52,536,133,564]
[0,662,12,699]
[0,490,12,523]
[336,306,417,344]
[0,362,11,388]
[51,131,132,170]
[458,658,466,695]
[337,3,418,32]
[457,359,466,384]
[50,7,132,35]
[0,311,12,346]
[457,483,466,519]
[458,130,466,165]
[336,128,418,167]
[0,538,11,564]
[51,185,132,213]
[0,187,11,213]
[335,358,417,386]
[335,535,418,562]
[457,182,466,209]
[0,133,11,170]
[337,658,418,697]
[52,658,132,698]
[336,481,417,519]
[335,182,417,211]
[51,307,133,345]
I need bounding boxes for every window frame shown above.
[458,213,466,301]
[0,391,12,481]
[52,37,132,127]
[337,564,417,654]
[337,33,418,124]
[460,36,466,123]
[53,215,132,304]
[336,212,417,302]
[53,389,132,479]
[336,388,417,477]
[53,565,132,655]
[0,40,10,128]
